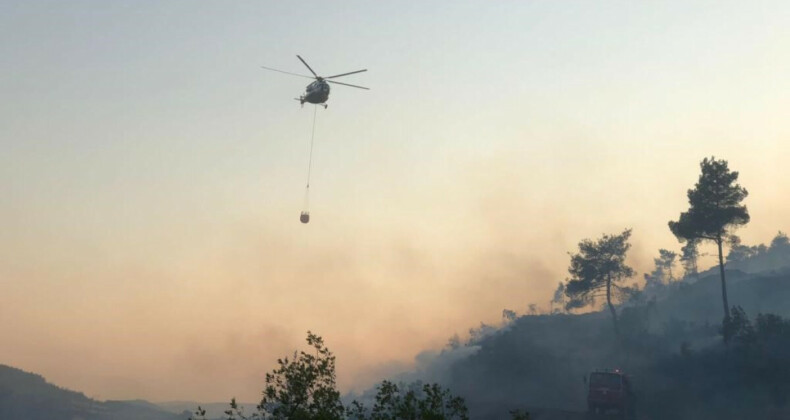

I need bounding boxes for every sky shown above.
[1,0,790,403]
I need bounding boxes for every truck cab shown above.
[587,369,634,418]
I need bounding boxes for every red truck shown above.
[586,369,635,419]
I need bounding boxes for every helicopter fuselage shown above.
[262,55,366,108]
[301,79,331,105]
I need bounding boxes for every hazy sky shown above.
[2,1,789,402]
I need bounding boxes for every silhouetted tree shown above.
[668,157,749,321]
[502,309,517,324]
[680,240,700,280]
[346,380,469,420]
[564,229,635,338]
[468,323,496,344]
[726,234,765,264]
[260,332,344,419]
[658,249,677,282]
[193,332,470,420]
[644,249,678,289]
[770,231,789,250]
[550,282,566,314]
[193,332,345,420]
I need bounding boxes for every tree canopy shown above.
[564,228,635,337]
[192,332,472,420]
[668,157,749,242]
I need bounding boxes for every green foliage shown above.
[348,380,469,420]
[565,229,635,307]
[668,157,749,243]
[192,332,344,420]
[193,332,469,420]
[259,331,344,420]
[564,229,635,336]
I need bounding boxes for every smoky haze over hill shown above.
[2,236,789,420]
[343,233,790,419]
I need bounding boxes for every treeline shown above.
[188,332,476,420]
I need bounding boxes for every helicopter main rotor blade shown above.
[260,65,314,79]
[296,55,319,78]
[327,80,370,90]
[325,69,367,79]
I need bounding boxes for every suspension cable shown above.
[306,105,318,188]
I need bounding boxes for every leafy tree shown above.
[191,332,344,420]
[347,380,469,420]
[191,332,469,420]
[564,229,635,338]
[668,157,749,321]
[259,331,344,419]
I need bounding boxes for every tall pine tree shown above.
[669,157,749,321]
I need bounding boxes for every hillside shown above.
[0,364,184,420]
[390,264,790,419]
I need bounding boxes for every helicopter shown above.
[261,55,369,108]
